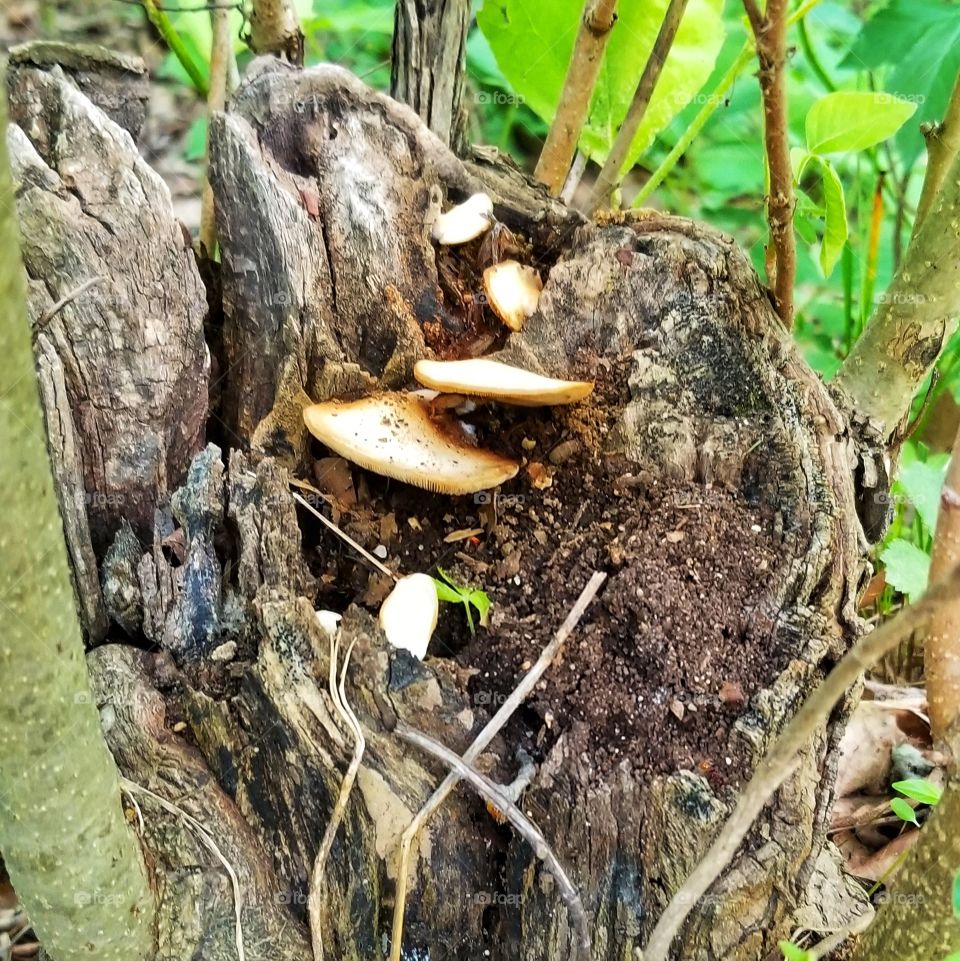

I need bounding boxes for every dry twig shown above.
[388,571,606,961]
[534,0,619,195]
[641,564,960,961]
[393,720,591,960]
[199,3,232,255]
[307,629,365,961]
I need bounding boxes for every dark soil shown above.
[302,360,790,792]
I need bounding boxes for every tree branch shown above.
[533,0,619,195]
[746,0,795,326]
[926,425,960,754]
[199,2,231,255]
[834,146,960,435]
[915,71,960,233]
[583,0,690,215]
[249,0,303,64]
[642,564,960,961]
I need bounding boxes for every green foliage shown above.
[433,568,492,635]
[804,91,916,154]
[477,0,725,167]
[778,940,813,961]
[893,778,943,806]
[890,796,919,826]
[879,539,930,601]
[954,870,960,918]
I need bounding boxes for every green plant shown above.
[433,568,492,635]
[890,777,943,826]
[778,941,813,961]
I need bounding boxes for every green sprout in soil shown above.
[433,568,491,635]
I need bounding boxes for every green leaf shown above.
[477,0,725,167]
[434,569,492,634]
[953,870,960,918]
[893,778,943,806]
[804,92,917,155]
[778,941,813,961]
[433,579,464,604]
[890,796,919,826]
[793,152,847,278]
[467,589,492,628]
[897,459,949,535]
[879,539,930,600]
[843,0,960,167]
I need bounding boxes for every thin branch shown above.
[32,276,105,337]
[746,0,795,326]
[249,0,303,64]
[583,0,690,215]
[641,564,960,961]
[533,0,619,196]
[925,425,960,753]
[561,150,589,205]
[393,720,591,961]
[308,632,365,961]
[292,491,398,581]
[388,571,606,961]
[199,2,231,256]
[915,71,960,234]
[631,0,824,210]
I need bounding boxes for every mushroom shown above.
[431,193,494,245]
[303,393,519,494]
[483,260,543,332]
[378,573,439,659]
[413,358,594,407]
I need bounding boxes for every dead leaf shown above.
[444,527,483,544]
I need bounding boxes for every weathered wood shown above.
[7,59,209,552]
[391,0,471,150]
[21,56,882,961]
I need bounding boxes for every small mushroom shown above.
[431,193,494,245]
[483,260,542,332]
[379,573,438,659]
[303,393,519,494]
[413,358,594,407]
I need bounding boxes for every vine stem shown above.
[533,0,619,195]
[142,0,209,97]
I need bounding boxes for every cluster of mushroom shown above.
[302,193,593,659]
[431,192,544,333]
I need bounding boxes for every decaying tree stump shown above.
[9,50,880,961]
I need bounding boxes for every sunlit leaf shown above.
[890,797,919,826]
[879,539,930,600]
[805,92,917,155]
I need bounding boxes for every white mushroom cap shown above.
[413,358,594,407]
[303,392,519,494]
[431,193,494,245]
[483,260,543,332]
[379,573,439,659]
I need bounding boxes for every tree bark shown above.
[0,80,154,961]
[13,55,893,961]
[391,0,471,151]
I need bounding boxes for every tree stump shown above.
[11,54,877,961]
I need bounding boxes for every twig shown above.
[641,564,960,961]
[249,0,303,64]
[534,0,619,195]
[199,2,231,255]
[308,631,365,961]
[388,571,606,961]
[915,71,960,234]
[925,424,960,753]
[583,0,690,215]
[560,150,589,205]
[33,276,105,337]
[142,0,209,97]
[292,491,398,582]
[745,0,795,326]
[120,777,245,961]
[393,720,591,960]
[631,0,824,210]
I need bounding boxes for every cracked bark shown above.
[14,56,887,961]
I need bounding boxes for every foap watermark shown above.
[74,889,128,908]
[474,491,526,507]
[476,91,525,106]
[474,891,523,906]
